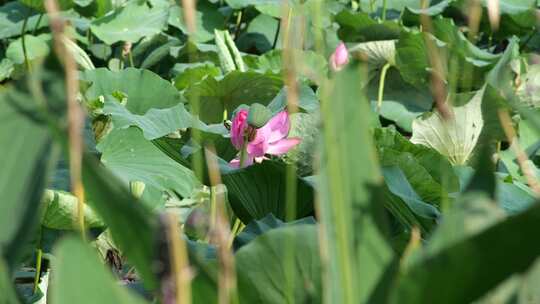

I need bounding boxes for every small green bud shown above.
[129,180,146,199]
[247,103,272,128]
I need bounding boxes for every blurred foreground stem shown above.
[204,148,239,304]
[44,0,86,238]
[166,213,192,304]
[498,110,540,196]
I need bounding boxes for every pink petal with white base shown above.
[266,138,301,155]
[229,155,254,168]
[247,127,270,157]
[263,111,290,143]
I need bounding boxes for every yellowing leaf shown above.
[410,89,484,165]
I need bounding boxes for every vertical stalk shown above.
[419,0,451,120]
[21,11,30,71]
[205,147,239,304]
[32,248,43,294]
[272,18,281,49]
[33,13,44,35]
[233,9,244,40]
[238,146,247,168]
[128,52,135,67]
[467,0,483,42]
[311,2,336,303]
[181,0,204,181]
[228,218,241,247]
[321,85,355,304]
[281,5,301,303]
[377,63,391,113]
[381,0,388,21]
[166,213,192,304]
[44,0,85,238]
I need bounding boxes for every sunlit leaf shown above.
[97,127,199,198]
[40,189,104,230]
[81,68,183,115]
[90,2,168,44]
[411,89,484,165]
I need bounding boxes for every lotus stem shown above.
[203,148,239,304]
[377,63,391,113]
[233,9,243,40]
[272,18,281,49]
[32,248,43,294]
[381,0,388,21]
[21,11,30,71]
[166,213,192,304]
[33,13,44,35]
[44,0,86,238]
[238,139,248,168]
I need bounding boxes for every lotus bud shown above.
[329,42,350,71]
[129,180,145,199]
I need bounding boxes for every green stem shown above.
[231,218,240,235]
[21,12,30,71]
[377,63,391,113]
[284,163,298,303]
[272,18,281,49]
[228,218,241,248]
[32,249,43,294]
[495,141,502,165]
[238,140,248,168]
[223,109,228,121]
[32,13,43,35]
[128,52,135,68]
[381,0,388,21]
[233,9,244,40]
[186,34,204,181]
[285,163,297,221]
[87,29,91,46]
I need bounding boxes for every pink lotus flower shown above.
[329,42,349,71]
[231,108,249,150]
[230,110,300,168]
